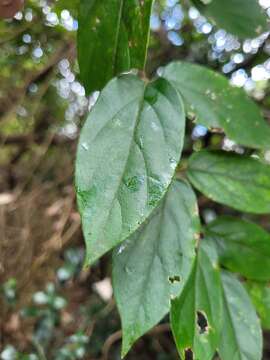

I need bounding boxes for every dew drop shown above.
[117,244,126,254]
[169,157,177,168]
[113,118,122,127]
[151,121,159,132]
[81,142,89,150]
[124,266,133,275]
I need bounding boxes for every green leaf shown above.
[170,241,222,360]
[219,272,262,360]
[163,61,270,150]
[78,0,153,94]
[112,180,199,357]
[187,150,270,214]
[246,281,270,330]
[192,0,268,39]
[206,216,270,281]
[75,74,185,265]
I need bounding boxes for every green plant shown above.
[73,1,270,359]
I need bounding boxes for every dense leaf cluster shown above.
[75,1,270,359]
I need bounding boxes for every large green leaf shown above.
[78,0,153,94]
[170,241,222,360]
[246,281,270,330]
[187,150,270,214]
[192,0,268,39]
[163,61,270,150]
[206,216,270,281]
[112,180,199,357]
[75,74,185,265]
[219,272,262,360]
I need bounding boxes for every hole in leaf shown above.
[185,348,194,360]
[168,275,181,284]
[196,310,209,334]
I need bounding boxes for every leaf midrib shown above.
[100,82,147,244]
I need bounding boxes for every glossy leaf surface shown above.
[78,0,153,94]
[112,180,199,357]
[163,61,270,150]
[206,216,270,281]
[187,151,270,214]
[170,241,222,360]
[75,74,185,264]
[219,272,262,360]
[192,0,268,39]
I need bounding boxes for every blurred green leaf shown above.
[206,216,270,281]
[192,0,268,39]
[246,281,270,330]
[78,0,153,94]
[163,61,270,150]
[187,151,270,214]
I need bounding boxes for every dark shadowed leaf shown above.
[187,151,270,214]
[75,74,185,265]
[192,0,268,39]
[170,241,222,360]
[163,61,270,150]
[112,180,200,357]
[78,0,153,94]
[219,272,262,360]
[246,281,270,330]
[206,216,270,281]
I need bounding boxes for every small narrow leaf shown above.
[246,281,270,330]
[192,0,268,39]
[112,180,199,357]
[163,61,270,150]
[219,272,262,360]
[78,0,153,94]
[206,216,270,281]
[75,74,185,265]
[187,150,270,214]
[170,241,223,360]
